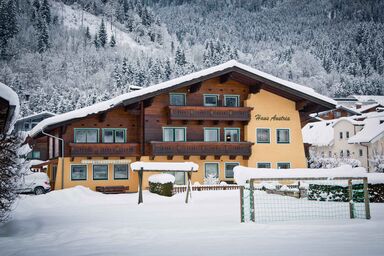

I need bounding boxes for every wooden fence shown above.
[173,184,241,194]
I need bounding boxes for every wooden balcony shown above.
[69,143,140,157]
[168,106,252,121]
[150,141,253,157]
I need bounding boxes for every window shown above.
[224,95,239,107]
[205,163,219,178]
[334,111,341,118]
[204,128,220,142]
[346,131,350,138]
[27,151,41,159]
[276,129,290,144]
[224,128,240,142]
[256,128,270,144]
[257,162,271,168]
[340,150,344,157]
[204,94,219,106]
[346,150,350,157]
[165,172,186,185]
[102,129,126,143]
[339,132,343,139]
[74,128,99,143]
[170,93,186,106]
[114,164,129,180]
[359,149,363,157]
[277,162,290,169]
[23,122,30,130]
[93,165,108,180]
[329,151,332,157]
[71,165,87,180]
[163,127,186,142]
[224,163,239,179]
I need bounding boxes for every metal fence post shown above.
[348,179,355,219]
[363,177,371,219]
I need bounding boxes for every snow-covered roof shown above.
[148,174,176,184]
[302,120,335,146]
[17,111,56,122]
[234,165,366,185]
[0,82,19,106]
[131,162,198,171]
[0,82,20,133]
[30,60,336,137]
[348,112,384,144]
[352,95,384,106]
[350,103,381,113]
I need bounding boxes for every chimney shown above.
[355,102,362,109]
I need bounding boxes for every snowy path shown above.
[0,187,383,256]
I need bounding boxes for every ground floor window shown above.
[257,162,271,168]
[205,163,219,178]
[114,164,129,180]
[359,149,363,157]
[224,162,239,179]
[277,162,290,169]
[71,165,87,180]
[165,172,186,185]
[93,165,108,180]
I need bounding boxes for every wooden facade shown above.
[29,63,336,191]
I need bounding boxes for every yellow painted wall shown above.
[244,89,307,169]
[54,157,139,192]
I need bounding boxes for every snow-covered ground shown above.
[1,186,383,256]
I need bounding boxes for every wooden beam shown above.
[143,97,154,108]
[249,85,261,94]
[98,112,107,122]
[229,155,236,160]
[200,155,207,160]
[214,155,220,160]
[219,73,231,84]
[189,82,202,93]
[243,156,249,161]
[138,169,143,204]
[140,102,145,155]
[183,155,190,160]
[149,156,155,160]
[136,156,141,161]
[296,100,309,111]
[167,155,173,160]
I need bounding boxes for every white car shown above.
[16,171,51,195]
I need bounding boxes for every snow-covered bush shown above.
[148,174,175,197]
[370,153,384,173]
[308,154,361,169]
[203,174,219,185]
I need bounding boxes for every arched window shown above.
[340,150,344,158]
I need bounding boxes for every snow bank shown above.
[30,60,336,137]
[234,165,367,185]
[367,173,384,184]
[148,174,175,184]
[131,161,198,171]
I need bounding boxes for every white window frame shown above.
[92,164,109,181]
[223,94,240,107]
[162,127,187,142]
[113,164,129,180]
[204,128,220,142]
[70,164,88,181]
[203,94,219,107]
[204,162,220,179]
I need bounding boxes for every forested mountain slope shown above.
[0,0,383,117]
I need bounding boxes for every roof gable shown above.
[30,60,336,137]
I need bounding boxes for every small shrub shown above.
[149,182,174,197]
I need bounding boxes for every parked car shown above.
[16,171,51,195]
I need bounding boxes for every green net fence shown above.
[240,178,370,223]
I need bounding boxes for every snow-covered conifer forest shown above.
[0,0,383,116]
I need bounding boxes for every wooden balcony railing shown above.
[69,143,140,157]
[168,106,253,121]
[150,141,253,157]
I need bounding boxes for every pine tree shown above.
[94,33,99,48]
[98,19,107,48]
[175,47,186,66]
[0,0,19,58]
[31,0,40,21]
[84,26,91,46]
[112,63,122,89]
[40,0,51,24]
[37,16,49,53]
[110,34,116,47]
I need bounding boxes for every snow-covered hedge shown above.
[308,156,361,169]
[148,174,175,197]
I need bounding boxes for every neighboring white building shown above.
[302,112,384,172]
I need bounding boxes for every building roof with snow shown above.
[348,112,384,144]
[302,120,335,146]
[0,82,20,134]
[15,111,56,132]
[30,60,336,137]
